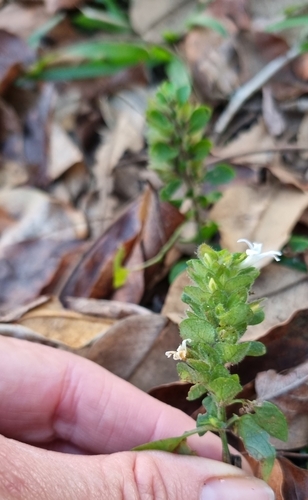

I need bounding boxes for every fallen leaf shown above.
[61,186,184,304]
[0,30,34,94]
[182,27,239,103]
[162,270,190,324]
[0,4,50,41]
[247,455,308,500]
[0,187,87,248]
[48,122,84,181]
[262,86,286,137]
[129,0,197,42]
[15,296,115,349]
[236,309,308,387]
[0,239,86,311]
[65,297,152,319]
[243,264,308,341]
[256,364,308,450]
[149,381,200,415]
[78,314,181,391]
[212,119,276,165]
[210,182,308,266]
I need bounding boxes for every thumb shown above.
[0,436,274,500]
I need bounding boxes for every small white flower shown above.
[165,339,191,361]
[238,239,282,268]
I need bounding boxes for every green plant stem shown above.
[219,429,232,464]
[130,223,185,272]
[218,406,232,464]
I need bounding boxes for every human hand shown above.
[0,336,274,499]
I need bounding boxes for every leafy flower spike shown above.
[162,242,288,480]
[238,238,282,268]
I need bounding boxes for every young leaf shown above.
[189,106,212,134]
[151,142,178,162]
[113,246,129,288]
[253,402,288,442]
[187,382,208,400]
[204,164,235,186]
[160,179,182,201]
[190,139,212,161]
[147,110,173,133]
[236,414,276,480]
[208,375,242,404]
[132,436,196,455]
[180,316,216,343]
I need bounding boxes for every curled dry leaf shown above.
[61,185,184,304]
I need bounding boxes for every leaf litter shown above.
[2,0,308,495]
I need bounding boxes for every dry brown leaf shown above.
[243,264,308,341]
[48,123,84,181]
[236,309,308,391]
[256,364,308,450]
[182,28,239,103]
[14,297,115,349]
[0,30,34,94]
[0,187,87,248]
[212,119,276,165]
[0,296,50,322]
[90,87,146,237]
[162,270,190,324]
[149,381,200,415]
[65,297,151,319]
[0,239,87,311]
[0,5,50,41]
[262,86,286,137]
[44,0,82,14]
[61,186,184,304]
[210,182,308,265]
[268,154,308,192]
[129,0,197,42]
[208,0,250,30]
[247,455,308,500]
[78,314,181,391]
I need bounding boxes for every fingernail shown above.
[200,476,275,500]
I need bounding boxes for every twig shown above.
[214,45,302,136]
[206,145,308,167]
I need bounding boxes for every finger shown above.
[0,436,274,500]
[0,336,226,460]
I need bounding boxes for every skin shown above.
[0,336,272,500]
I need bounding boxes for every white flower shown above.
[238,239,282,268]
[165,339,191,361]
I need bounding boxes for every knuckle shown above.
[130,453,170,500]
